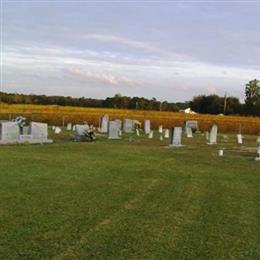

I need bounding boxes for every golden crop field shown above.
[1,103,260,134]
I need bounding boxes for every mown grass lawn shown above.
[0,132,259,259]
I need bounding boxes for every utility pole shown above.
[223,92,227,115]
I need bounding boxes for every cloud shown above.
[64,67,140,87]
[82,33,192,61]
[3,43,259,101]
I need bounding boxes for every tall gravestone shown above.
[158,125,163,133]
[136,128,140,136]
[123,119,134,133]
[255,147,260,161]
[164,129,170,138]
[114,119,122,130]
[186,127,193,138]
[108,121,120,139]
[67,123,72,131]
[144,120,151,134]
[207,124,218,145]
[169,127,183,147]
[237,134,243,144]
[99,114,109,133]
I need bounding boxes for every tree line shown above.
[0,79,259,116]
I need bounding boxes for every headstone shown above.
[0,121,20,143]
[160,135,163,141]
[205,131,209,141]
[237,134,243,144]
[207,125,218,145]
[218,149,224,157]
[99,114,109,133]
[186,127,193,138]
[108,121,120,139]
[158,125,163,133]
[74,124,90,141]
[255,147,260,161]
[123,119,134,133]
[0,121,52,144]
[136,128,140,136]
[169,127,183,147]
[148,131,153,139]
[72,125,76,131]
[257,136,260,143]
[30,122,48,140]
[118,130,122,136]
[144,120,151,134]
[164,128,170,138]
[75,124,95,141]
[185,120,199,132]
[52,126,56,131]
[55,127,62,134]
[67,123,72,131]
[114,119,122,130]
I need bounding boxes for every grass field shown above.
[0,131,260,259]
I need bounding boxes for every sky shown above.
[1,0,260,102]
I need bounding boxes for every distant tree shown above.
[245,79,260,116]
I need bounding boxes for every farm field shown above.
[0,131,260,259]
[1,103,260,134]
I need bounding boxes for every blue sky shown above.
[1,0,260,101]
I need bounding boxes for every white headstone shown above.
[144,120,151,134]
[207,125,218,145]
[158,125,163,133]
[186,127,193,138]
[257,136,260,143]
[67,123,72,131]
[108,121,120,139]
[136,128,140,136]
[55,127,62,134]
[72,125,76,131]
[160,135,163,141]
[237,134,243,144]
[169,127,183,147]
[114,119,122,130]
[164,129,170,138]
[0,121,52,144]
[0,121,20,142]
[99,114,109,133]
[205,131,209,141]
[255,147,260,161]
[218,149,224,156]
[30,122,48,140]
[123,119,134,133]
[148,131,153,139]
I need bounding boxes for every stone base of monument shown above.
[108,137,121,140]
[168,144,185,148]
[0,138,53,144]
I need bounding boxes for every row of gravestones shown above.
[1,117,260,161]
